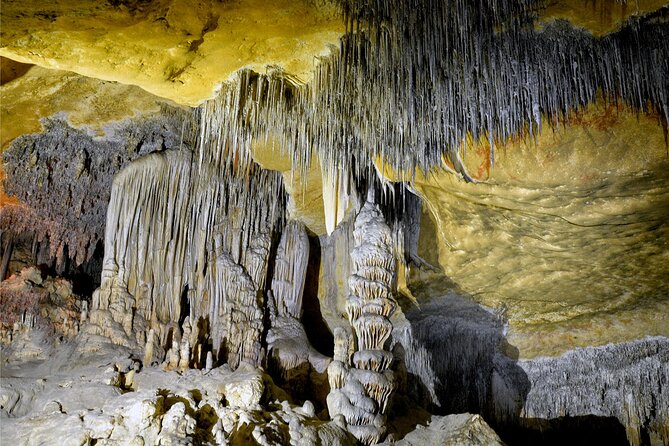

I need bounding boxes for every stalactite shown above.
[183,2,667,204]
[3,2,666,282]
[88,143,286,370]
[271,220,310,319]
[519,337,669,446]
[327,195,398,445]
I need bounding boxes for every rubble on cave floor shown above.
[0,267,83,350]
[1,325,356,446]
[0,265,508,446]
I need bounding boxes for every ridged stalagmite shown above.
[327,197,398,444]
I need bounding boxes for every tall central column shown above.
[327,196,398,445]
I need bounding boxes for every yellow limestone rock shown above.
[0,60,172,150]
[0,0,345,106]
[251,136,329,235]
[406,104,669,358]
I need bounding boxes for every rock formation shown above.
[267,220,331,404]
[519,337,669,446]
[2,0,669,445]
[87,146,284,370]
[1,114,191,272]
[327,197,398,444]
[0,267,83,351]
[1,341,357,446]
[271,220,310,320]
[386,413,504,446]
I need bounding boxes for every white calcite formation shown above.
[383,413,504,446]
[392,294,669,446]
[86,148,285,371]
[519,337,669,446]
[1,331,356,446]
[271,220,310,320]
[267,220,331,402]
[327,198,398,445]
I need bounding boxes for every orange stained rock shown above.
[0,163,21,207]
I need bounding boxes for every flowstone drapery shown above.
[87,148,285,370]
[271,220,310,320]
[327,197,398,445]
[267,220,331,402]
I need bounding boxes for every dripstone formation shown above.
[327,197,398,445]
[266,221,332,402]
[87,147,284,370]
[2,0,669,445]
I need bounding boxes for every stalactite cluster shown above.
[520,337,669,446]
[327,197,398,445]
[1,111,193,271]
[188,1,667,196]
[4,1,666,280]
[88,145,286,370]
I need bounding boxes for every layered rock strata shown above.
[327,198,398,444]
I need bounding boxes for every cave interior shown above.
[0,0,668,445]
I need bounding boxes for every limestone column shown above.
[327,197,398,445]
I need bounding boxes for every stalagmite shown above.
[212,251,265,369]
[178,339,190,371]
[143,329,155,367]
[165,339,180,371]
[80,301,88,323]
[327,196,398,445]
[205,351,214,372]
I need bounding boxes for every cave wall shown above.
[2,114,190,268]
